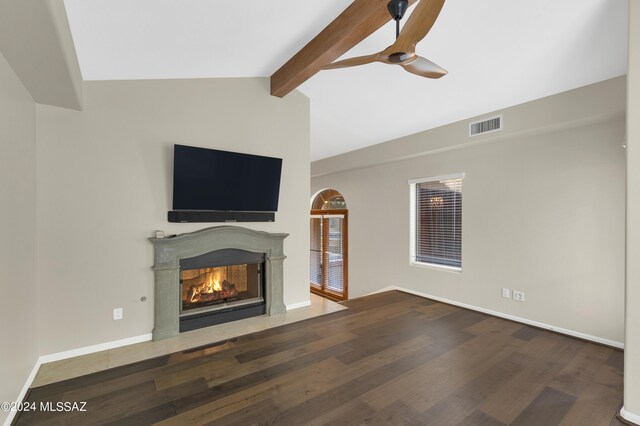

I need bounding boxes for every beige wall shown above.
[0,0,83,110]
[312,77,626,344]
[36,78,310,355]
[624,0,640,420]
[0,52,38,424]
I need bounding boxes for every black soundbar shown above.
[168,211,275,223]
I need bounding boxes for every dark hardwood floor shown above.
[15,291,624,425]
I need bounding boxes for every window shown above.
[409,174,463,270]
[311,188,347,210]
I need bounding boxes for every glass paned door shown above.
[310,210,348,300]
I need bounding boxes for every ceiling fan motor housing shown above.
[388,52,410,63]
[387,0,409,21]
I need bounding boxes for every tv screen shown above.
[172,144,282,212]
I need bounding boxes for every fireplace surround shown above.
[150,226,287,340]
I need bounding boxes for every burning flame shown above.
[208,273,222,292]
[188,271,223,303]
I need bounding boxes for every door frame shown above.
[310,208,348,301]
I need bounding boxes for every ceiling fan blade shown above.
[401,56,447,78]
[322,53,381,70]
[394,0,445,52]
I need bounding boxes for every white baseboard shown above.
[286,300,312,310]
[3,333,153,426]
[374,286,624,349]
[39,333,152,364]
[3,359,42,426]
[367,286,398,295]
[621,407,640,425]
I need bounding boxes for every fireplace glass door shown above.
[181,263,262,314]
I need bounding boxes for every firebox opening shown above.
[180,263,263,314]
[177,248,267,333]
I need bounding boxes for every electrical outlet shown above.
[513,291,525,302]
[113,308,123,320]
[502,288,511,299]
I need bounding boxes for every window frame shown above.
[409,173,464,272]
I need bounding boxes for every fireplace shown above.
[150,226,287,340]
[179,249,266,332]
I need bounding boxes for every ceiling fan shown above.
[322,0,447,79]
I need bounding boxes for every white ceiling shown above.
[64,0,628,161]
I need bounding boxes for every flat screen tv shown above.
[172,144,283,212]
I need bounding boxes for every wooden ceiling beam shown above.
[270,0,417,98]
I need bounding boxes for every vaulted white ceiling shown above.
[64,0,628,160]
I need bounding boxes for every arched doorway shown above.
[310,189,348,301]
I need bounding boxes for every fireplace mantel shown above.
[150,226,288,340]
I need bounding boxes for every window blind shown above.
[324,216,344,294]
[410,174,463,269]
[310,217,323,287]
